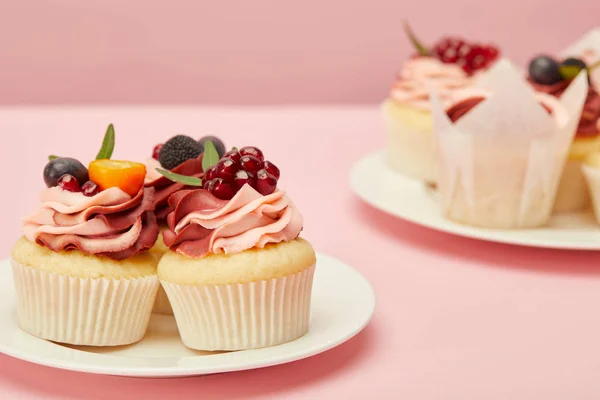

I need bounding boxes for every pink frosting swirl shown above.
[163,185,303,258]
[390,57,472,110]
[23,187,159,260]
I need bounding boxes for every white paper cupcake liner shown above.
[582,165,600,224]
[152,284,174,315]
[161,264,315,351]
[382,101,437,183]
[11,259,159,346]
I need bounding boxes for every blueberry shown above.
[529,55,562,85]
[43,157,89,188]
[198,136,226,158]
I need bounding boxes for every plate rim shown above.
[0,252,376,377]
[350,150,600,251]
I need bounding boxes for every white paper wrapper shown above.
[162,265,315,351]
[582,165,600,224]
[431,59,588,228]
[152,284,174,315]
[382,100,437,183]
[11,259,159,346]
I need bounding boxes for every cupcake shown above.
[582,151,600,224]
[432,59,588,228]
[11,126,160,346]
[528,46,600,213]
[156,144,316,351]
[383,23,500,183]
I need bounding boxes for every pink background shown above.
[2,0,599,105]
[2,106,600,399]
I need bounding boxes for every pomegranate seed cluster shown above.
[432,37,499,75]
[203,146,281,200]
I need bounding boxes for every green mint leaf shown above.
[202,140,220,171]
[48,155,59,161]
[232,146,238,151]
[96,123,115,160]
[559,65,583,81]
[403,21,429,57]
[156,168,203,186]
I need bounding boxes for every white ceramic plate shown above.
[0,253,375,378]
[350,150,600,250]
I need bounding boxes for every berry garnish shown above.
[559,57,588,81]
[208,178,236,200]
[89,160,146,196]
[239,155,262,174]
[81,181,100,197]
[204,165,217,182]
[43,157,89,188]
[198,136,226,158]
[255,169,277,196]
[262,161,280,179]
[152,144,163,160]
[403,22,499,75]
[234,169,256,190]
[215,157,238,181]
[529,55,562,85]
[158,135,202,170]
[57,174,81,192]
[223,149,241,163]
[239,146,264,162]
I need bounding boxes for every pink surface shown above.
[2,107,600,398]
[1,1,599,105]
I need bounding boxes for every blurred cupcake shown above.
[383,23,499,183]
[582,152,600,224]
[144,135,227,314]
[528,38,600,213]
[432,59,588,228]
[12,127,160,346]
[157,145,316,351]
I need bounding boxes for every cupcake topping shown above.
[157,142,302,258]
[528,51,600,137]
[23,187,159,260]
[27,124,159,259]
[162,185,303,258]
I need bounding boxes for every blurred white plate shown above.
[350,150,600,250]
[0,253,375,378]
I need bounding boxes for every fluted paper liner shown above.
[431,59,588,228]
[162,264,315,351]
[152,284,174,315]
[11,259,159,346]
[582,165,600,224]
[382,100,437,183]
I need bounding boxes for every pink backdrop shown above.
[2,0,599,105]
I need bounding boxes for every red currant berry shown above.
[239,146,264,162]
[239,155,262,174]
[223,149,241,163]
[432,37,466,64]
[262,161,280,180]
[57,174,81,192]
[255,169,277,196]
[215,157,239,181]
[234,169,256,190]
[152,144,163,160]
[204,165,217,181]
[81,181,100,197]
[209,178,236,200]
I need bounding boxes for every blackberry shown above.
[158,135,202,170]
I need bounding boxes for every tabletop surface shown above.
[1,106,599,400]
